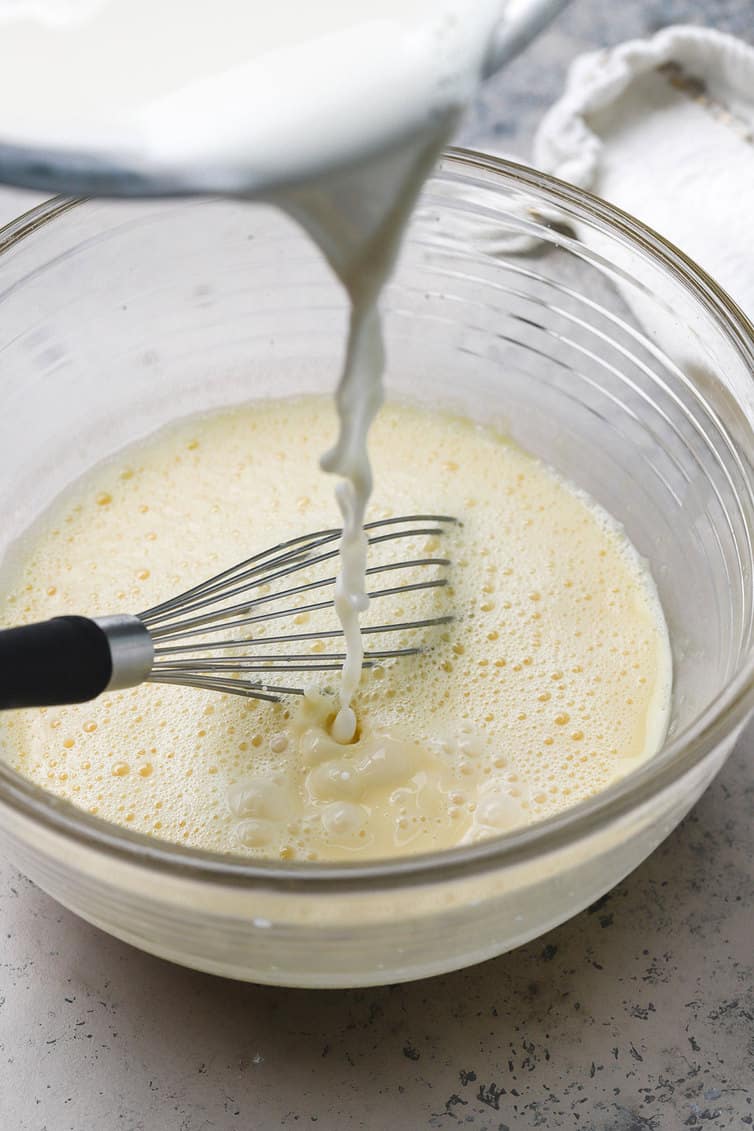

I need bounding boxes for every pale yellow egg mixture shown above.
[0,398,671,860]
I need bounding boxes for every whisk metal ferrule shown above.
[93,615,154,690]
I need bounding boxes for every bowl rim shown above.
[1,147,753,893]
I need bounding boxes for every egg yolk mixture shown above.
[0,398,671,860]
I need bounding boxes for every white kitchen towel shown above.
[532,24,754,321]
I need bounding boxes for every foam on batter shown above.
[0,398,672,860]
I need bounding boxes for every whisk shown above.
[0,515,456,710]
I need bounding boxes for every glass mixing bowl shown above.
[1,151,753,988]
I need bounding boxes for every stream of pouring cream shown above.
[0,0,504,739]
[278,130,457,741]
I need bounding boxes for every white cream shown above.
[0,2,500,192]
[0,0,506,729]
[278,129,457,736]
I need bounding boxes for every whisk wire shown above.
[146,558,450,643]
[152,614,454,657]
[139,517,454,629]
[143,514,458,702]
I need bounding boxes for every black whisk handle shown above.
[0,616,115,709]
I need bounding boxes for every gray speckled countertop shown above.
[1,3,753,1129]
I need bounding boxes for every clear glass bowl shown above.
[1,150,753,988]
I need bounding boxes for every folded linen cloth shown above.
[532,25,754,322]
